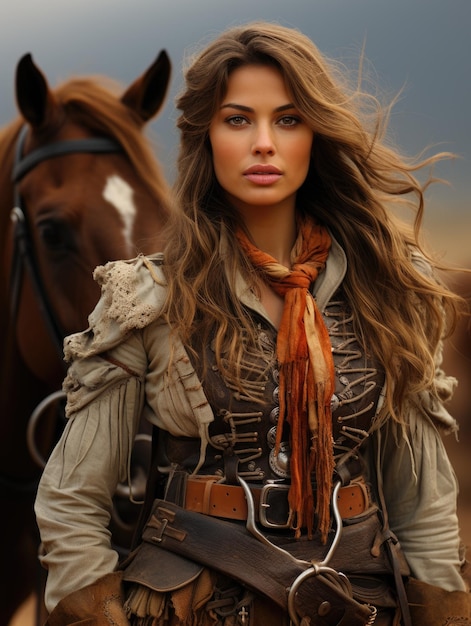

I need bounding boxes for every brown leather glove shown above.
[406,577,471,626]
[45,572,129,626]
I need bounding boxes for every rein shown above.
[9,124,123,359]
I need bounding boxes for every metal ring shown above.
[287,564,351,626]
[26,390,66,468]
[114,433,153,501]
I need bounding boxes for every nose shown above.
[252,122,275,156]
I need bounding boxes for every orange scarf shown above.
[236,217,335,541]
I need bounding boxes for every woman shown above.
[35,22,470,626]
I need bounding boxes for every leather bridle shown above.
[9,124,122,360]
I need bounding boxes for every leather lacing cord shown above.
[324,299,382,468]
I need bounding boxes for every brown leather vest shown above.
[160,289,385,484]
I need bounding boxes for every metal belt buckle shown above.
[259,482,292,529]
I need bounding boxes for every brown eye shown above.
[226,115,248,126]
[278,115,301,126]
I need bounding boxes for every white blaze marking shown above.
[103,175,136,256]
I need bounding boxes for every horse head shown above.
[0,52,172,625]
[4,51,171,387]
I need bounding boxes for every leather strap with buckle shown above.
[140,499,376,625]
[184,476,368,528]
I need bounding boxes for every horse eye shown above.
[37,220,73,253]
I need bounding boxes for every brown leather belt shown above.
[184,475,369,529]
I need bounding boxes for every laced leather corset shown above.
[159,288,385,484]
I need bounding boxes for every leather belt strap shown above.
[142,499,374,625]
[184,475,368,523]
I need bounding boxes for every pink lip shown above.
[243,164,282,185]
[244,164,282,175]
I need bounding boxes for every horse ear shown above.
[121,50,171,124]
[15,53,60,130]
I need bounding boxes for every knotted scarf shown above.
[236,217,335,541]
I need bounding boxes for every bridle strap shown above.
[9,125,123,360]
[9,206,65,358]
[12,124,122,183]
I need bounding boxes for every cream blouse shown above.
[35,238,466,613]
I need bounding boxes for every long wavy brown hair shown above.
[163,21,463,419]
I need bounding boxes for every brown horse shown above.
[0,52,171,625]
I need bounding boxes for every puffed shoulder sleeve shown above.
[417,337,458,434]
[62,253,167,419]
[64,253,167,362]
[409,248,459,433]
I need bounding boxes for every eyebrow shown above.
[219,103,296,113]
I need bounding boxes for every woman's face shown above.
[209,64,314,220]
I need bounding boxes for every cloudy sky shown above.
[1,0,470,261]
